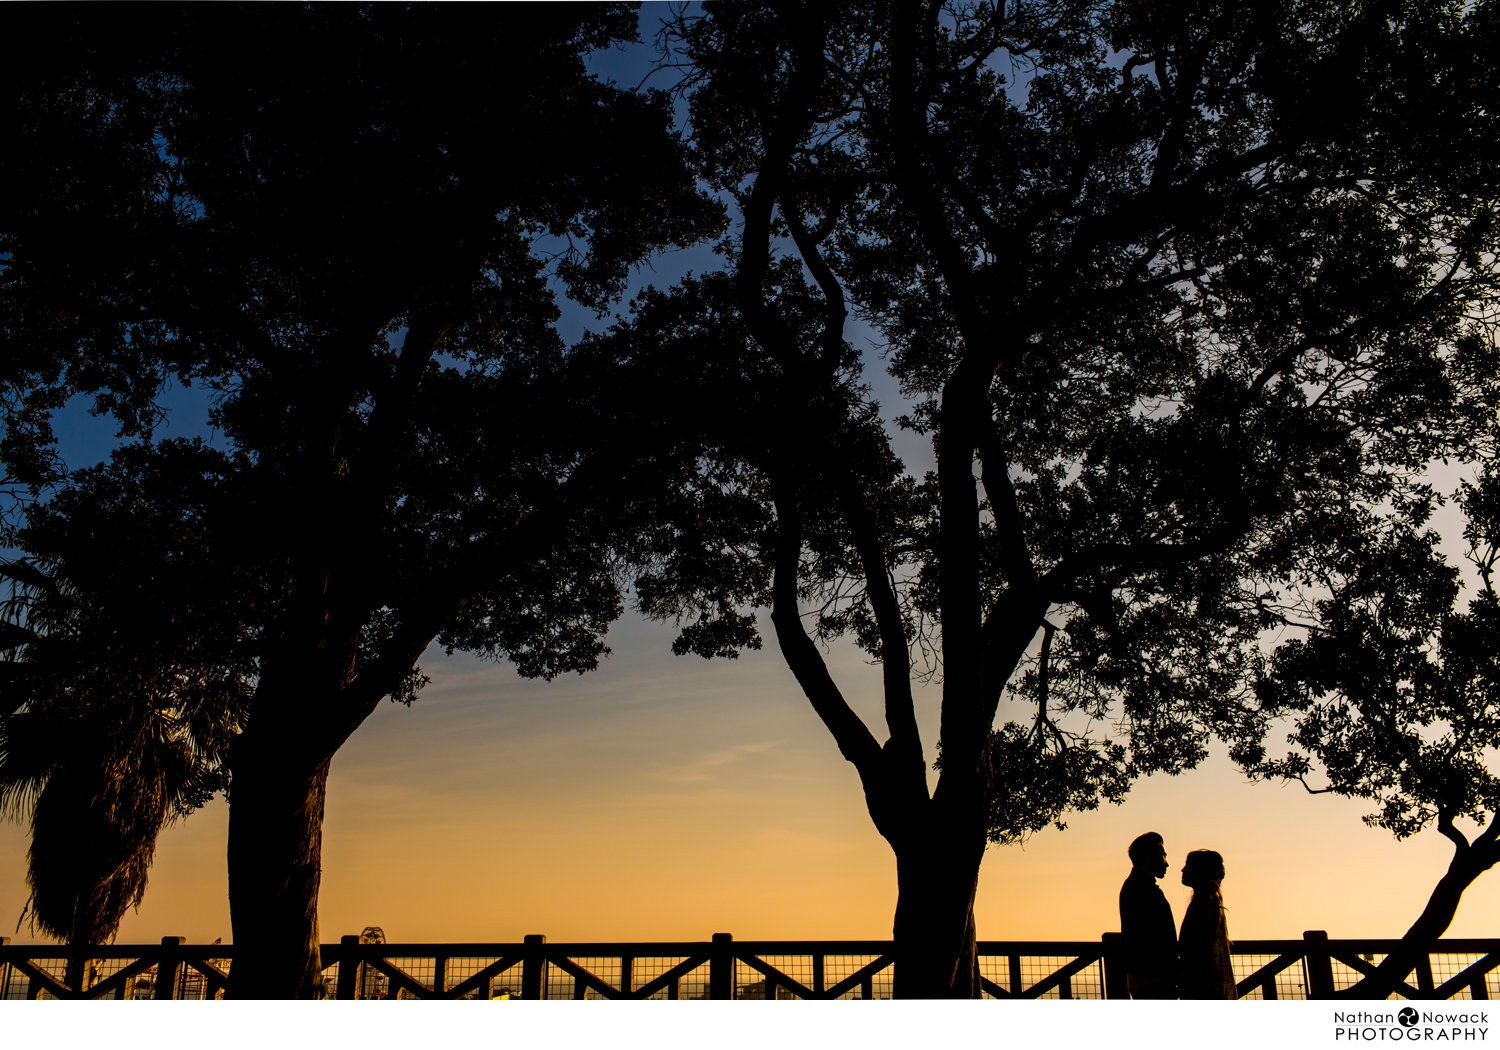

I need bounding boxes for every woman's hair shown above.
[1183,849,1226,888]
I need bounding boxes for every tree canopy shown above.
[1238,455,1500,996]
[621,0,1500,994]
[3,0,1499,1001]
[1,2,721,996]
[0,441,252,955]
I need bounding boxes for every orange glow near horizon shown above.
[4,608,1497,948]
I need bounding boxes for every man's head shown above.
[1128,832,1168,879]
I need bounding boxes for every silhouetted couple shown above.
[1118,832,1236,999]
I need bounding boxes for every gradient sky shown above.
[4,4,1496,949]
[3,476,1493,946]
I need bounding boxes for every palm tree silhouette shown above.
[0,551,242,990]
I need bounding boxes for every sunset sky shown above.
[4,4,1496,951]
[5,593,1497,946]
[2,327,1490,946]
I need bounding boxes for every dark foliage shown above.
[0,441,255,946]
[1237,458,1500,995]
[0,2,721,994]
[639,0,1500,995]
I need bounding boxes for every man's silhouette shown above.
[1119,832,1178,999]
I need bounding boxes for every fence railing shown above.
[3,932,1497,1000]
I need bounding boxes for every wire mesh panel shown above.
[73,958,105,996]
[1065,958,1104,999]
[1331,955,1379,998]
[355,957,392,999]
[1015,956,1081,999]
[1336,953,1387,999]
[543,954,612,1002]
[821,955,888,1000]
[627,955,698,999]
[18,956,67,999]
[489,960,525,1000]
[0,962,24,1000]
[549,956,618,999]
[742,955,815,999]
[733,959,767,999]
[128,964,160,999]
[668,960,711,1000]
[387,956,436,999]
[179,963,228,1000]
[536,960,562,1000]
[1428,953,1495,999]
[1232,953,1306,1000]
[92,957,169,1000]
[0,951,237,1000]
[178,966,203,1000]
[738,954,894,999]
[6,936,1499,1001]
[318,960,340,1000]
[978,954,1012,996]
[445,956,510,1000]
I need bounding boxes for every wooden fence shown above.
[2,932,1497,1000]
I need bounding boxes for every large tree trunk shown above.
[226,732,332,999]
[1347,836,1498,998]
[220,594,437,997]
[891,840,985,998]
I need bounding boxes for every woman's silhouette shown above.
[1178,849,1237,999]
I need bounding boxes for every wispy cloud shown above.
[653,741,782,785]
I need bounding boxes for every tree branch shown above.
[976,417,1037,591]
[736,5,833,378]
[1040,513,1252,596]
[768,481,885,786]
[1032,620,1057,742]
[1437,809,1473,853]
[784,204,849,374]
[318,602,457,757]
[977,579,1050,734]
[1473,810,1500,855]
[359,312,450,470]
[888,0,995,362]
[834,473,924,781]
[1247,251,1467,403]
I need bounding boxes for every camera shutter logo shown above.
[1398,1008,1419,1027]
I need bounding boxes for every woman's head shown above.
[1181,849,1226,889]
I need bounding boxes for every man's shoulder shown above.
[1121,871,1168,905]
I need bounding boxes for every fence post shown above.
[335,936,359,1000]
[522,935,546,1000]
[1101,933,1128,999]
[710,933,733,1000]
[0,936,9,1000]
[1304,931,1336,999]
[154,936,185,1000]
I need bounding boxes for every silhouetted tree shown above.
[642,0,1500,995]
[1239,450,1500,998]
[2,4,720,996]
[0,441,252,989]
